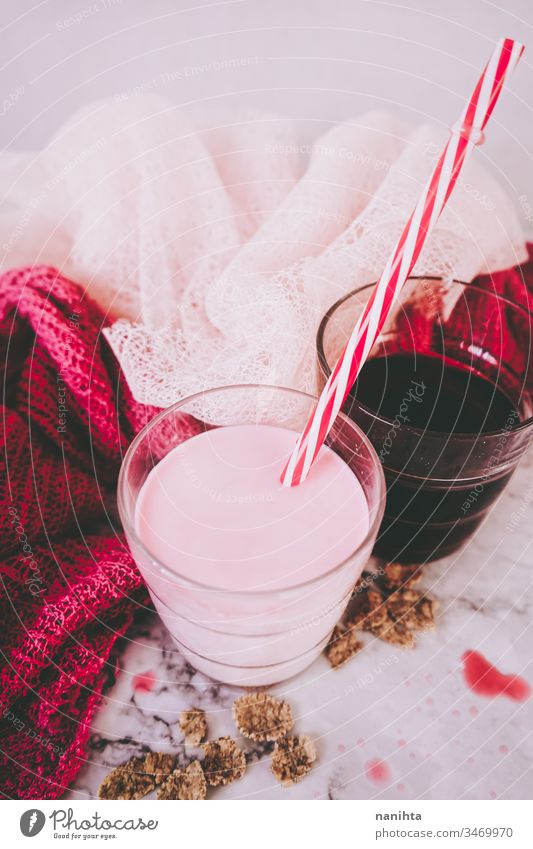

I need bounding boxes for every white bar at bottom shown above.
[3,799,533,848]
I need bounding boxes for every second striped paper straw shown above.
[281,36,524,488]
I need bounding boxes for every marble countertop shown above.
[68,451,533,801]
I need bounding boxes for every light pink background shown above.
[1,0,532,230]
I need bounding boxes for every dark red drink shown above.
[317,277,533,564]
[347,353,520,562]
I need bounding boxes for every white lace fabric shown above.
[0,96,526,419]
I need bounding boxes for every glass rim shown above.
[117,383,386,596]
[316,275,533,441]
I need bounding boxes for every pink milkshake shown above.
[119,385,385,685]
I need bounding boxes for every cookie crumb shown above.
[179,708,207,746]
[382,562,422,591]
[201,737,246,786]
[157,760,206,800]
[325,625,363,668]
[143,752,177,785]
[233,692,293,742]
[386,588,438,646]
[348,586,438,648]
[98,756,155,800]
[271,735,317,786]
[349,587,388,631]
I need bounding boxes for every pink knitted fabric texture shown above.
[0,265,198,799]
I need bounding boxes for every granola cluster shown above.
[143,751,177,785]
[157,760,207,801]
[179,707,208,746]
[324,625,363,669]
[271,735,317,786]
[98,755,162,800]
[98,688,317,799]
[232,692,293,742]
[201,737,247,786]
[325,561,438,666]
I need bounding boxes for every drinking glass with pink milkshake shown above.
[118,385,385,686]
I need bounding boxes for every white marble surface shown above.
[68,451,533,801]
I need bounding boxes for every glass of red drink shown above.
[317,276,533,564]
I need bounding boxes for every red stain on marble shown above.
[452,708,461,718]
[133,670,157,692]
[366,758,390,784]
[357,737,365,747]
[490,790,497,799]
[425,673,433,683]
[462,651,531,701]
[426,697,434,706]
[337,743,346,753]
[398,739,406,748]
[409,752,416,760]
[404,680,411,687]
[467,756,475,764]
[469,706,479,717]
[498,744,509,754]
[425,752,432,759]
[397,783,405,791]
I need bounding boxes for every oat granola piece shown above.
[381,562,422,591]
[348,586,388,631]
[325,625,363,669]
[143,751,177,785]
[349,586,438,648]
[201,737,246,786]
[179,708,207,746]
[271,735,317,786]
[387,588,438,637]
[232,692,293,742]
[157,760,207,800]
[98,756,155,800]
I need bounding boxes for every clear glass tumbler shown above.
[118,384,385,686]
[317,277,533,564]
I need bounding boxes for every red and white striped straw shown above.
[281,36,524,488]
